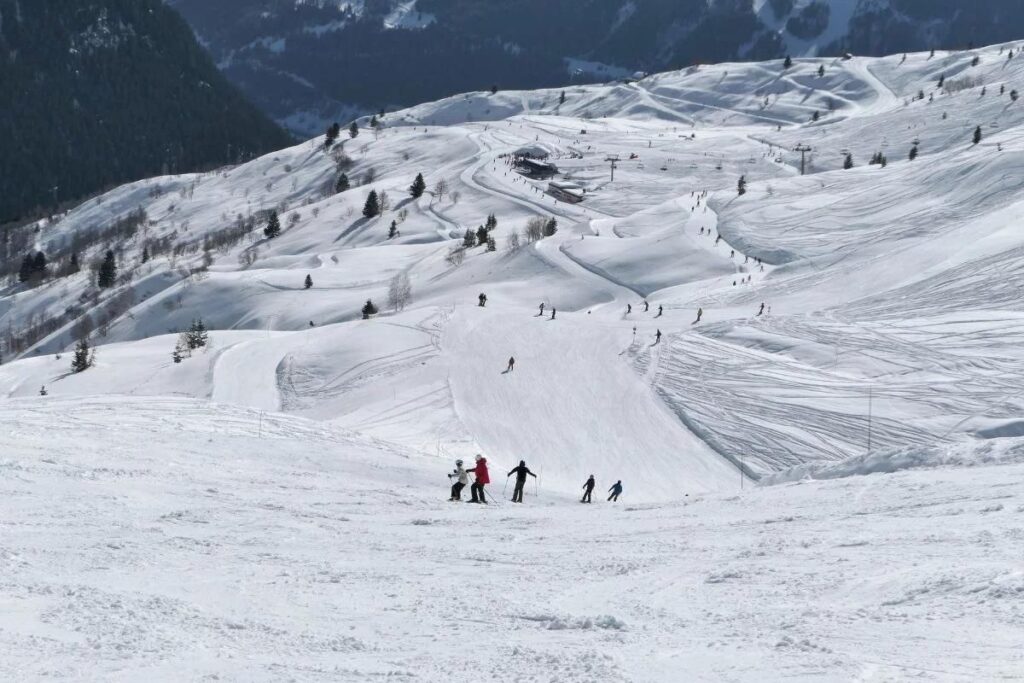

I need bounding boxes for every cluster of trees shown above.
[172,318,209,363]
[71,338,95,373]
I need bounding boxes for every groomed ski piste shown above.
[3,45,1024,680]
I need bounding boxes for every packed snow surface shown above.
[4,44,1024,680]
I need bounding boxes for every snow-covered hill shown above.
[4,45,1024,679]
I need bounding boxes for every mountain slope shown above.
[0,0,292,223]
[170,0,1024,135]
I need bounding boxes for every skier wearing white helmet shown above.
[448,459,468,501]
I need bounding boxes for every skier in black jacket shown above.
[581,475,595,503]
[507,460,537,503]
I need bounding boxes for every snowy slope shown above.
[4,43,1024,679]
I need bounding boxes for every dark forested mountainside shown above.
[0,0,292,224]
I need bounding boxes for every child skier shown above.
[448,459,468,501]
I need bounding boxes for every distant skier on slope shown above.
[539,303,545,316]
[448,459,468,501]
[478,293,487,307]
[758,302,765,316]
[693,307,703,324]
[608,480,623,502]
[627,304,632,314]
[467,454,490,504]
[656,305,663,318]
[551,308,556,320]
[581,475,596,503]
[643,300,649,312]
[655,329,662,344]
[507,460,537,503]
[506,357,515,372]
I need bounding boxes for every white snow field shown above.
[4,45,1024,680]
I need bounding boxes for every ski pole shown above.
[503,477,509,496]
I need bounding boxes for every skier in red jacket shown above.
[467,454,490,504]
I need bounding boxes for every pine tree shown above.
[544,217,558,236]
[490,84,498,95]
[476,225,489,245]
[463,229,477,248]
[361,299,378,319]
[784,55,793,69]
[1012,90,1020,102]
[909,144,919,161]
[560,90,566,105]
[304,274,313,289]
[32,252,47,278]
[388,220,398,239]
[185,318,208,349]
[264,210,281,239]
[812,110,820,122]
[336,173,350,193]
[69,252,79,273]
[18,254,33,283]
[141,245,150,263]
[370,115,379,128]
[485,213,498,231]
[71,338,92,373]
[973,125,982,145]
[172,339,185,363]
[325,122,340,147]
[843,153,853,169]
[738,175,747,196]
[349,121,359,139]
[487,237,497,252]
[363,191,381,218]
[938,74,945,89]
[97,250,117,288]
[409,173,426,198]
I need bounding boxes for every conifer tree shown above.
[544,217,558,236]
[909,144,919,161]
[463,229,477,248]
[818,64,825,77]
[187,318,208,349]
[18,254,33,283]
[409,173,426,198]
[264,210,281,239]
[476,225,489,245]
[485,213,498,231]
[304,274,313,289]
[336,173,350,193]
[784,55,793,69]
[361,299,378,319]
[487,237,497,252]
[32,252,47,278]
[560,91,566,105]
[388,220,398,239]
[363,191,381,218]
[843,153,854,169]
[738,175,747,196]
[349,121,359,138]
[172,339,185,363]
[973,125,982,145]
[71,338,93,373]
[97,250,117,288]
[142,245,150,263]
[70,252,79,273]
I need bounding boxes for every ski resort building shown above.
[547,180,585,203]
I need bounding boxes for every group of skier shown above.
[449,456,622,504]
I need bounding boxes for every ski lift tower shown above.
[605,154,620,182]
[794,143,812,175]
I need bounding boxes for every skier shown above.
[507,460,537,503]
[758,302,765,316]
[655,329,662,344]
[643,300,649,312]
[506,357,515,372]
[627,303,632,314]
[448,459,468,501]
[478,293,487,307]
[657,305,663,317]
[539,303,545,316]
[550,307,556,320]
[693,307,703,324]
[581,475,596,503]
[608,480,623,502]
[467,454,490,504]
